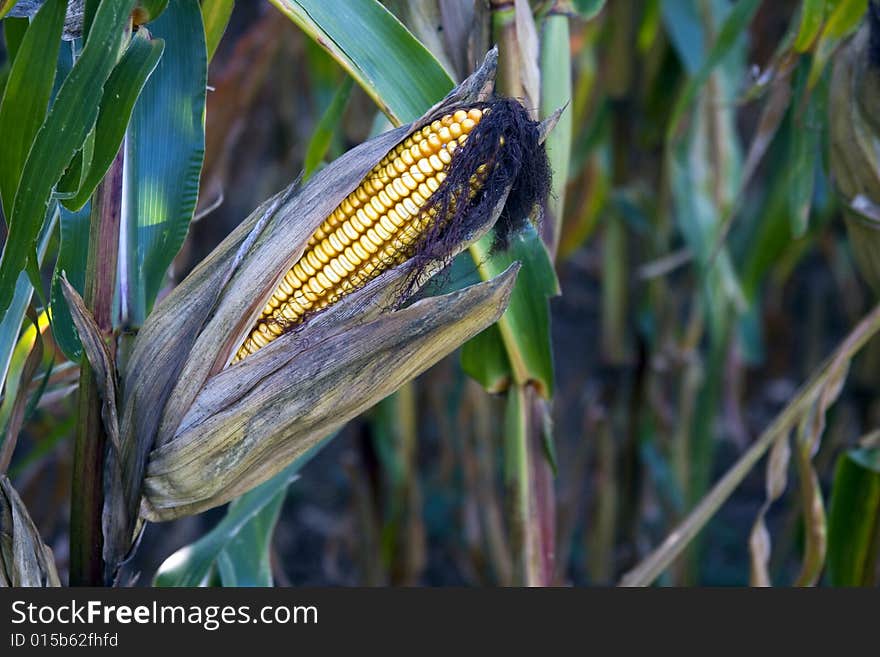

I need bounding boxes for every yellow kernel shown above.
[461,118,476,133]
[277,277,294,296]
[388,208,405,226]
[324,263,342,284]
[401,172,418,191]
[438,126,452,142]
[359,234,379,254]
[339,252,358,272]
[419,140,433,157]
[316,272,333,290]
[352,241,370,260]
[379,215,397,235]
[430,120,442,132]
[417,158,433,176]
[467,108,483,122]
[330,258,349,278]
[344,246,360,266]
[428,154,443,172]
[285,270,302,289]
[315,243,331,263]
[377,190,393,209]
[328,233,344,252]
[401,149,415,166]
[364,203,380,222]
[351,211,366,232]
[403,197,419,216]
[292,263,307,281]
[306,250,323,270]
[453,110,467,123]
[438,149,451,164]
[374,222,392,241]
[393,178,410,197]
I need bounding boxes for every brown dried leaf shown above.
[0,476,60,587]
[748,432,791,587]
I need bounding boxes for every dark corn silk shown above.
[232,98,550,363]
[233,108,486,362]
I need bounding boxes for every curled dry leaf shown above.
[86,48,553,579]
[0,476,61,587]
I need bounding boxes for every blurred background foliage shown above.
[1,0,880,586]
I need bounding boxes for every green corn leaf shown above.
[0,0,65,218]
[787,99,820,238]
[826,446,880,586]
[268,0,453,123]
[201,0,234,63]
[461,323,512,393]
[63,30,165,211]
[540,12,573,254]
[303,76,354,180]
[0,312,46,470]
[465,225,558,396]
[49,202,91,360]
[0,210,56,408]
[794,0,827,51]
[0,0,137,318]
[121,0,206,327]
[2,17,28,65]
[153,470,296,587]
[666,0,761,141]
[215,487,287,587]
[808,0,868,89]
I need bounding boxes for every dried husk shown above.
[830,22,880,294]
[0,477,61,587]
[61,49,554,578]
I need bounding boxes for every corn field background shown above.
[1,0,880,588]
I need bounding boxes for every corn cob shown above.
[233,108,486,362]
